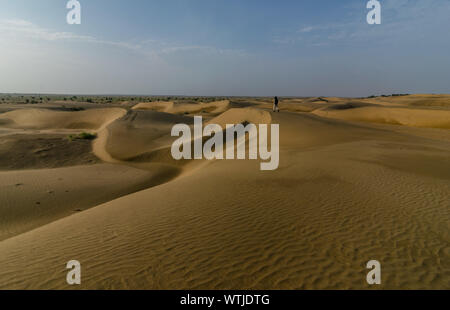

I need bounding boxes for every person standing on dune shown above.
[273,96,280,112]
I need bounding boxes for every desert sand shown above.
[132,100,230,115]
[0,96,448,289]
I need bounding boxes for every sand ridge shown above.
[132,100,230,115]
[0,108,126,130]
[313,106,450,129]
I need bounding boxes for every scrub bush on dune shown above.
[67,132,97,141]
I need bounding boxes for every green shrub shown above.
[67,132,97,141]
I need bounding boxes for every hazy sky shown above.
[0,0,449,96]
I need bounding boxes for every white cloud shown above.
[299,26,314,33]
[0,19,246,58]
[0,19,94,41]
[0,19,143,51]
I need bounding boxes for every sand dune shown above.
[313,106,450,129]
[92,110,201,177]
[0,95,449,290]
[369,94,450,108]
[132,101,175,112]
[0,133,100,170]
[93,107,271,171]
[132,100,230,115]
[94,110,193,163]
[206,107,272,127]
[0,108,126,130]
[0,163,177,241]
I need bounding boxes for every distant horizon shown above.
[0,92,447,99]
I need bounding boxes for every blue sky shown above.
[0,0,449,96]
